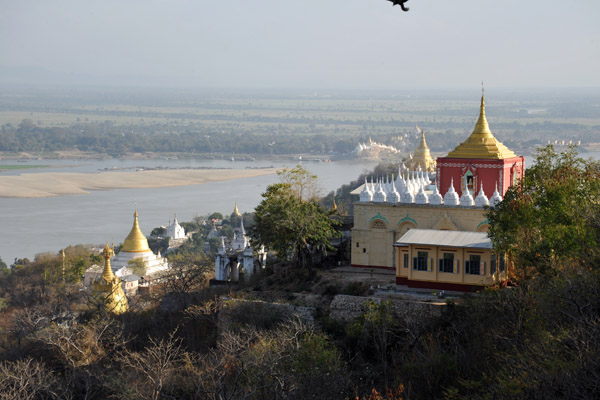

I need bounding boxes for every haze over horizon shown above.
[1,0,599,90]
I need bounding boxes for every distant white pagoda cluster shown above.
[358,168,502,208]
[355,137,400,155]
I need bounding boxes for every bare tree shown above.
[0,358,57,400]
[121,330,184,400]
[36,318,128,400]
[158,255,213,310]
[5,306,47,353]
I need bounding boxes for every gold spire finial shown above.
[121,210,151,253]
[93,242,128,314]
[101,242,115,281]
[445,91,517,160]
[233,202,242,217]
[331,198,338,212]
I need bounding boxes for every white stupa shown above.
[166,213,186,240]
[490,183,503,207]
[459,179,475,207]
[429,185,443,205]
[474,184,490,207]
[443,178,460,206]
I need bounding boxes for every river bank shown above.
[0,168,277,198]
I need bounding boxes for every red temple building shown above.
[436,95,525,198]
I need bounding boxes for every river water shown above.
[0,158,377,264]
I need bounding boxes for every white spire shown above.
[429,184,443,205]
[388,180,401,204]
[240,217,246,235]
[405,175,413,195]
[459,178,475,207]
[359,177,374,202]
[400,179,415,203]
[218,236,227,254]
[490,182,503,207]
[373,179,387,203]
[443,178,460,206]
[474,183,490,207]
[395,171,406,193]
[415,182,429,204]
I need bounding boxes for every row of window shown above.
[402,252,505,275]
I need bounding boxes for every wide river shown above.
[0,158,377,264]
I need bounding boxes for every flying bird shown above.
[387,0,409,12]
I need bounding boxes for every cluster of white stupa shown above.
[358,168,502,208]
[355,141,400,154]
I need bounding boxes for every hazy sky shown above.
[1,0,599,89]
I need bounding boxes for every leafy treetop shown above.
[251,166,338,268]
[487,145,600,279]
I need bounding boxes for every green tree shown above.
[251,167,338,268]
[0,257,8,276]
[487,145,600,279]
[277,164,321,201]
[208,212,223,221]
[150,227,166,237]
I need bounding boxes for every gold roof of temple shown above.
[445,96,516,160]
[121,210,151,253]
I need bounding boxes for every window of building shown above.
[490,253,497,274]
[413,251,429,271]
[403,253,409,269]
[439,253,455,273]
[363,248,366,253]
[356,242,359,248]
[465,254,482,275]
[463,171,475,194]
[499,254,506,272]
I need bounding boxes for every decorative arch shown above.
[397,221,417,236]
[370,219,388,230]
[477,219,490,233]
[397,214,417,226]
[369,212,389,225]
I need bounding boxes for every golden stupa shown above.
[121,210,151,253]
[408,127,436,172]
[93,243,129,314]
[445,96,516,160]
[232,202,242,217]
